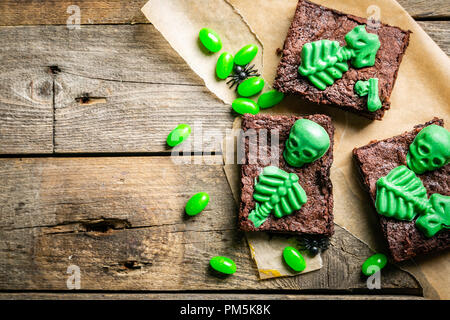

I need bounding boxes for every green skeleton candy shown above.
[248,166,307,228]
[283,119,330,168]
[406,125,450,174]
[416,193,450,238]
[375,165,430,221]
[298,25,380,90]
[354,78,382,112]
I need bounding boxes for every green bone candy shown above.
[232,98,259,115]
[234,44,258,66]
[237,77,264,97]
[209,256,236,274]
[198,28,222,53]
[257,90,285,109]
[298,25,380,90]
[216,52,234,79]
[185,192,210,216]
[375,166,429,221]
[362,253,387,276]
[248,166,307,228]
[406,124,450,174]
[416,193,450,238]
[283,246,306,272]
[166,124,191,147]
[354,78,382,112]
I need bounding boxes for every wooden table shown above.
[0,0,448,300]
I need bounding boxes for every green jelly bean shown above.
[362,253,387,276]
[283,246,306,272]
[166,124,191,147]
[237,77,264,97]
[216,52,234,79]
[232,98,259,115]
[185,192,210,216]
[234,44,258,66]
[257,90,285,109]
[199,28,222,53]
[210,256,236,275]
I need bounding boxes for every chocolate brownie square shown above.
[353,119,450,262]
[273,0,410,120]
[239,114,334,236]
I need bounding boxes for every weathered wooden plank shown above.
[0,293,424,300]
[0,0,448,26]
[0,24,232,153]
[0,60,54,153]
[0,156,420,293]
[419,21,450,55]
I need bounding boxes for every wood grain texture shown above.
[0,293,424,300]
[418,21,450,55]
[0,0,448,26]
[0,156,420,293]
[0,56,53,153]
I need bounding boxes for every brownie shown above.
[353,119,450,262]
[273,0,410,120]
[239,114,334,236]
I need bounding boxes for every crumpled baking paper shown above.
[142,0,450,297]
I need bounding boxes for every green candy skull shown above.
[283,119,330,168]
[406,125,450,174]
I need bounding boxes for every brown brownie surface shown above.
[353,119,450,262]
[239,114,334,236]
[273,0,410,120]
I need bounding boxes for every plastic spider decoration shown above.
[226,64,260,90]
[298,235,330,256]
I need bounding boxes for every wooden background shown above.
[0,0,448,300]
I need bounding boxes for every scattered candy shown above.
[237,76,264,97]
[209,256,236,274]
[257,90,285,109]
[361,253,387,276]
[283,246,306,272]
[232,98,259,115]
[216,52,234,79]
[234,44,258,66]
[185,192,210,216]
[199,28,222,53]
[226,64,260,90]
[166,124,191,147]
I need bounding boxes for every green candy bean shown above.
[361,253,387,276]
[234,44,258,66]
[199,28,222,53]
[232,98,259,115]
[185,192,210,216]
[283,246,306,272]
[210,256,236,275]
[166,124,191,147]
[216,52,234,79]
[237,77,264,97]
[257,90,285,109]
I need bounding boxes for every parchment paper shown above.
[142,0,450,298]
